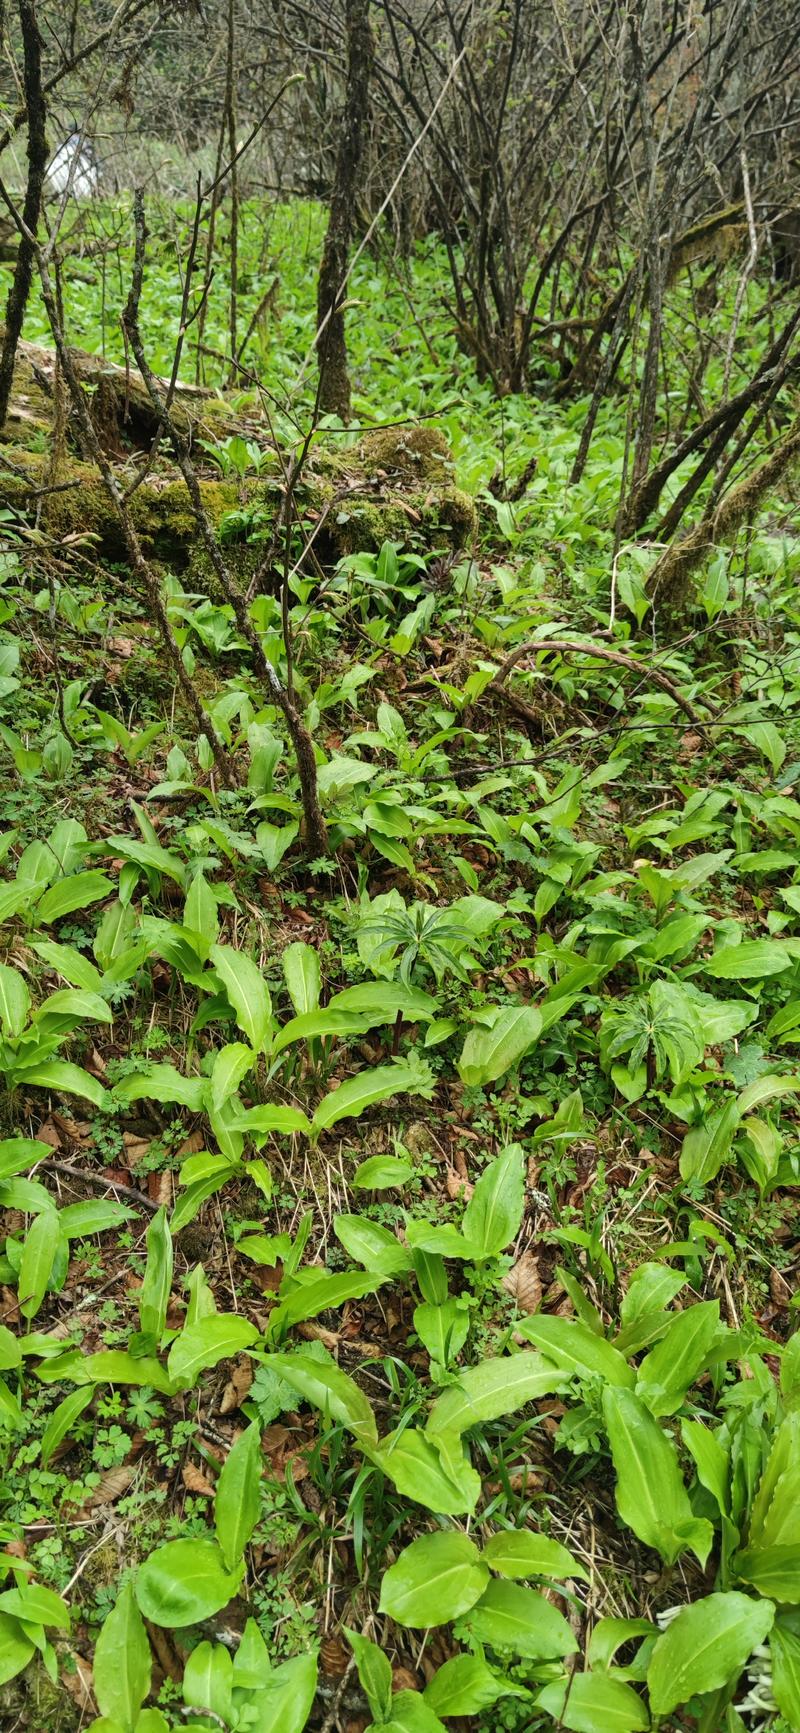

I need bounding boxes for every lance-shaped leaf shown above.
[259,1353,378,1441]
[647,1593,775,1717]
[426,1352,568,1438]
[92,1582,151,1731]
[458,1006,542,1087]
[209,943,273,1052]
[603,1387,713,1566]
[311,1058,434,1136]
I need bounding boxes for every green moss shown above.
[357,424,452,481]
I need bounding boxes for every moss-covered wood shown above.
[0,339,477,566]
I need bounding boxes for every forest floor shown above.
[1,198,800,1733]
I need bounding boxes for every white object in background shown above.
[45,133,99,198]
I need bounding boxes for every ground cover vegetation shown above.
[2,1,800,1729]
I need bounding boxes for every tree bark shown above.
[315,0,374,421]
[0,0,47,432]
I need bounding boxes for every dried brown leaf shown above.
[503,1249,542,1315]
[446,1166,473,1202]
[219,1357,254,1415]
[182,1462,215,1497]
[60,1653,93,1710]
[86,1466,136,1507]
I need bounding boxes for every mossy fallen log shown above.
[0,339,477,565]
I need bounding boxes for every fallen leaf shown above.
[35,1119,61,1149]
[446,1165,473,1202]
[392,1668,421,1693]
[769,1267,793,1307]
[503,1249,542,1314]
[219,1356,254,1414]
[60,1653,94,1711]
[182,1462,215,1497]
[86,1466,136,1508]
[148,1171,172,1207]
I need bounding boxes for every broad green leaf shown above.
[310,1059,434,1135]
[680,1098,740,1186]
[139,1208,172,1343]
[738,1074,800,1116]
[135,1539,242,1628]
[36,871,114,924]
[426,1352,568,1437]
[17,1059,109,1107]
[272,1007,378,1054]
[183,874,219,959]
[35,1350,174,1392]
[482,1529,588,1581]
[462,1143,526,1257]
[414,1299,469,1369]
[229,1103,311,1137]
[587,1617,655,1671]
[259,1352,377,1441]
[266,1272,380,1340]
[748,1413,800,1547]
[0,1326,21,1371]
[167,1316,259,1386]
[771,1621,800,1725]
[334,1214,412,1278]
[603,1387,713,1566]
[329,981,437,1022]
[368,1427,480,1515]
[248,1652,317,1733]
[0,1378,23,1429]
[209,1042,255,1113]
[382,1690,448,1733]
[232,1617,271,1689]
[114,1065,206,1110]
[379,1532,489,1627]
[182,1640,233,1724]
[682,1418,730,1516]
[458,1006,542,1087]
[464,1580,577,1659]
[40,1386,95,1466]
[424,1654,527,1717]
[0,964,30,1036]
[18,1208,62,1319]
[0,1611,35,1686]
[282,941,321,1016]
[344,1628,393,1724]
[636,1301,721,1416]
[734,1545,800,1601]
[93,899,137,968]
[0,1137,50,1179]
[0,877,36,922]
[255,821,299,872]
[36,987,112,1028]
[536,1674,649,1732]
[93,1582,151,1731]
[58,1201,128,1240]
[615,1262,686,1356]
[209,944,272,1052]
[704,940,792,979]
[102,836,186,887]
[405,1220,480,1260]
[519,1316,635,1388]
[215,1422,262,1570]
[352,1154,415,1189]
[0,1582,69,1626]
[647,1592,774,1717]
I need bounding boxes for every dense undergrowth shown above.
[1,197,800,1732]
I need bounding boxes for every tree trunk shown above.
[0,0,47,432]
[315,0,374,421]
